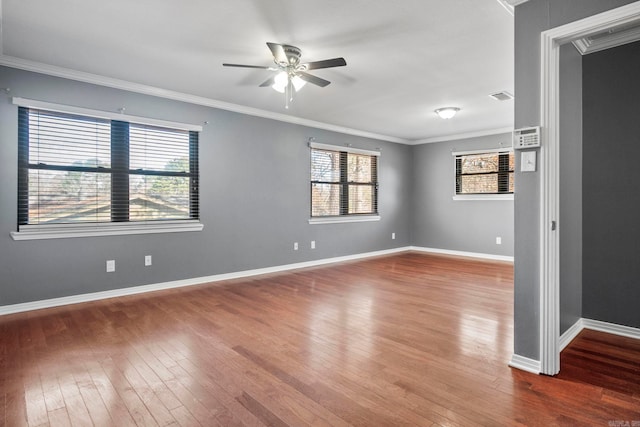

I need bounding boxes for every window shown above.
[14,100,201,239]
[310,143,379,222]
[454,150,514,197]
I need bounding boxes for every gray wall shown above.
[582,40,640,328]
[0,64,517,307]
[513,0,636,359]
[0,66,412,305]
[411,134,514,257]
[559,43,583,335]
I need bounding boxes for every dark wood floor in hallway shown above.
[1,252,639,426]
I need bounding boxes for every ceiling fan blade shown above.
[303,57,347,70]
[266,42,288,64]
[259,76,276,87]
[297,72,331,87]
[223,63,274,69]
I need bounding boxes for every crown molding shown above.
[504,0,530,6]
[496,0,529,15]
[410,127,513,145]
[0,54,411,144]
[0,54,515,146]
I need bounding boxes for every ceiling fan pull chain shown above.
[289,79,294,102]
[285,78,291,109]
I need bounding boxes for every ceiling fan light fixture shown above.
[224,42,346,108]
[435,107,460,119]
[291,75,307,92]
[272,71,288,93]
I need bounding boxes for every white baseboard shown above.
[560,317,640,352]
[582,318,640,340]
[509,354,541,374]
[409,246,514,262]
[0,245,514,316]
[511,318,640,375]
[0,247,410,316]
[559,318,585,351]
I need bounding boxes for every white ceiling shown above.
[0,0,515,144]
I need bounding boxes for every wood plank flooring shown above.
[1,252,639,426]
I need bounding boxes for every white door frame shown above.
[539,1,640,375]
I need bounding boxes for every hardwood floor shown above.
[1,252,639,426]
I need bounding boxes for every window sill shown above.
[453,194,514,201]
[10,220,204,241]
[309,215,380,225]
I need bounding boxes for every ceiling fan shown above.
[223,42,347,108]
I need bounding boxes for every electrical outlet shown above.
[311,240,316,249]
[392,232,396,240]
[145,255,152,266]
[293,242,298,251]
[496,237,502,245]
[106,260,115,272]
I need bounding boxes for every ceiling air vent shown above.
[489,91,514,101]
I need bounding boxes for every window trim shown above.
[11,98,204,240]
[11,220,204,241]
[452,147,514,201]
[453,194,514,201]
[309,142,380,222]
[308,215,380,225]
[309,142,381,158]
[12,97,203,132]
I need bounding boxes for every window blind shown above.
[18,107,199,226]
[310,145,378,217]
[454,150,514,195]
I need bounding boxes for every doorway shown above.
[539,2,640,375]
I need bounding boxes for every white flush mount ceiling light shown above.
[434,107,460,119]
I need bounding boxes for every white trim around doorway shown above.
[538,1,640,376]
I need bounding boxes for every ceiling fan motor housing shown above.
[281,44,302,67]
